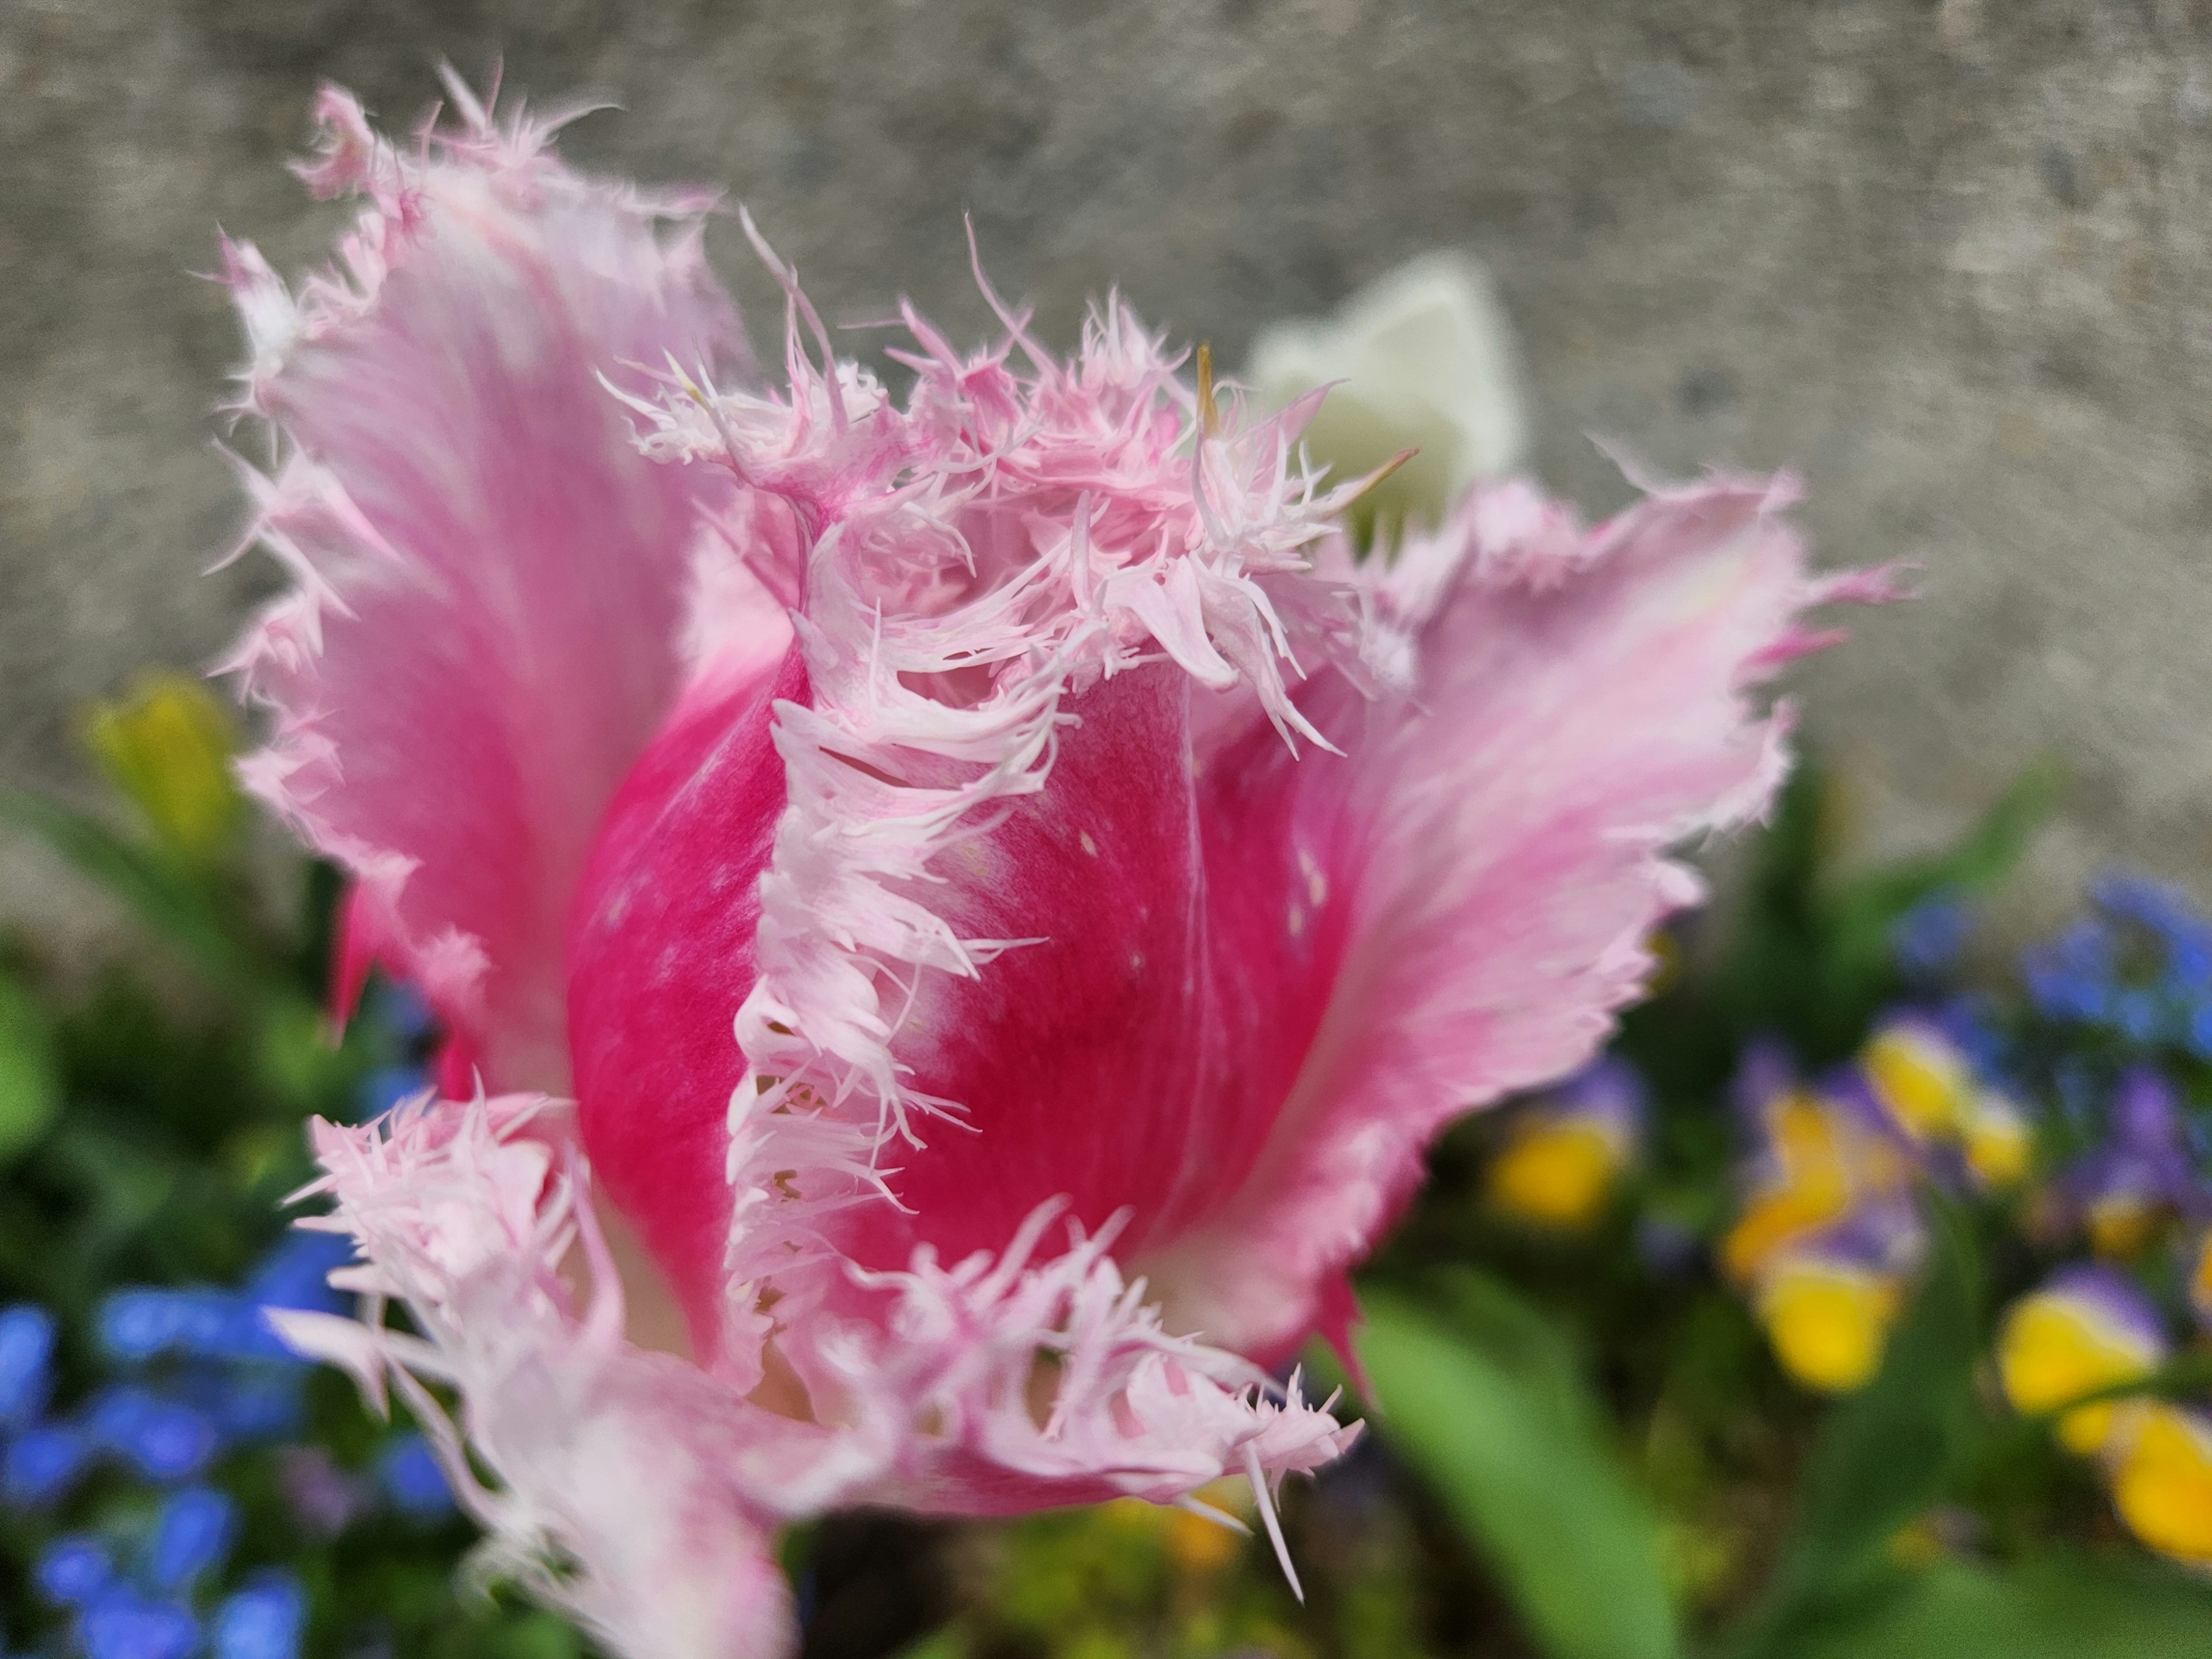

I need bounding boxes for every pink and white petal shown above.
[1143,473,1866,1358]
[221,85,760,1090]
[278,1093,813,1659]
[821,1202,1357,1520]
[281,1095,1348,1644]
[592,280,1368,1359]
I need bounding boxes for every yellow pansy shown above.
[1755,1256,1902,1394]
[2108,1404,2212,1569]
[1861,1019,1974,1146]
[1998,1271,2166,1455]
[1485,1061,1644,1233]
[1962,1089,2033,1191]
[1487,1118,1623,1231]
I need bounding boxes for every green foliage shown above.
[0,787,274,1003]
[0,678,587,1657]
[1789,1555,2212,1659]
[1358,1277,1678,1659]
[1723,1209,1983,1657]
[0,972,61,1163]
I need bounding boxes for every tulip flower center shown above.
[569,642,1357,1373]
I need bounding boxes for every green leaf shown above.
[1833,758,2061,923]
[1789,1554,2212,1659]
[1700,757,2058,1065]
[1358,1278,1679,1659]
[887,1628,968,1659]
[0,975,60,1161]
[1728,1206,1982,1655]
[1817,760,2061,1021]
[0,785,270,995]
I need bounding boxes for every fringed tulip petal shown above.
[221,82,762,1089]
[570,275,1366,1511]
[277,1092,1351,1657]
[1147,474,1867,1357]
[272,1094,808,1659]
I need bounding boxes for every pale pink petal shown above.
[219,83,765,1089]
[280,1092,1350,1654]
[823,1200,1358,1519]
[278,1093,806,1659]
[1145,472,1860,1357]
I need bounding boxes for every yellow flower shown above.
[79,670,243,865]
[1997,1275,2166,1455]
[1484,1064,1643,1233]
[2108,1404,2212,1569]
[1961,1090,2032,1191]
[1721,1092,1854,1285]
[1162,1505,1243,1577]
[1755,1256,1902,1394]
[1486,1118,1622,1231]
[2087,1193,2160,1262]
[2190,1231,2212,1328]
[1861,1021,1973,1146]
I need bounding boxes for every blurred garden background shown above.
[9,3,2212,1656]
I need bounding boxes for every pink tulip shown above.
[220,77,1883,1659]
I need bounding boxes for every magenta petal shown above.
[827,659,1347,1286]
[221,86,751,1089]
[568,648,803,1365]
[553,277,1368,1521]
[1150,474,1844,1357]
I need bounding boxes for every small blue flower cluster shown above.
[1,1204,453,1657]
[2,1232,354,1519]
[1891,891,1972,985]
[2020,874,2212,1053]
[33,1493,304,1659]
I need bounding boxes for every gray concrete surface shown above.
[5,0,2210,961]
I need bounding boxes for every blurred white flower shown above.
[1244,252,1527,539]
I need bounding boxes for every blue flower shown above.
[33,1534,112,1606]
[79,1590,201,1659]
[2023,918,2116,1025]
[206,1369,306,1443]
[87,1387,219,1483]
[2027,875,2212,1046]
[211,1573,308,1659]
[146,1484,238,1593]
[3,1422,90,1506]
[376,1432,454,1522]
[367,979,437,1046]
[244,1232,354,1328]
[2089,873,2212,973]
[98,1288,255,1365]
[355,1063,431,1122]
[1892,893,1969,982]
[0,1304,55,1430]
[1935,993,2010,1080]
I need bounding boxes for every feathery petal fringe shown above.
[617,243,1392,1340]
[279,1093,1353,1657]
